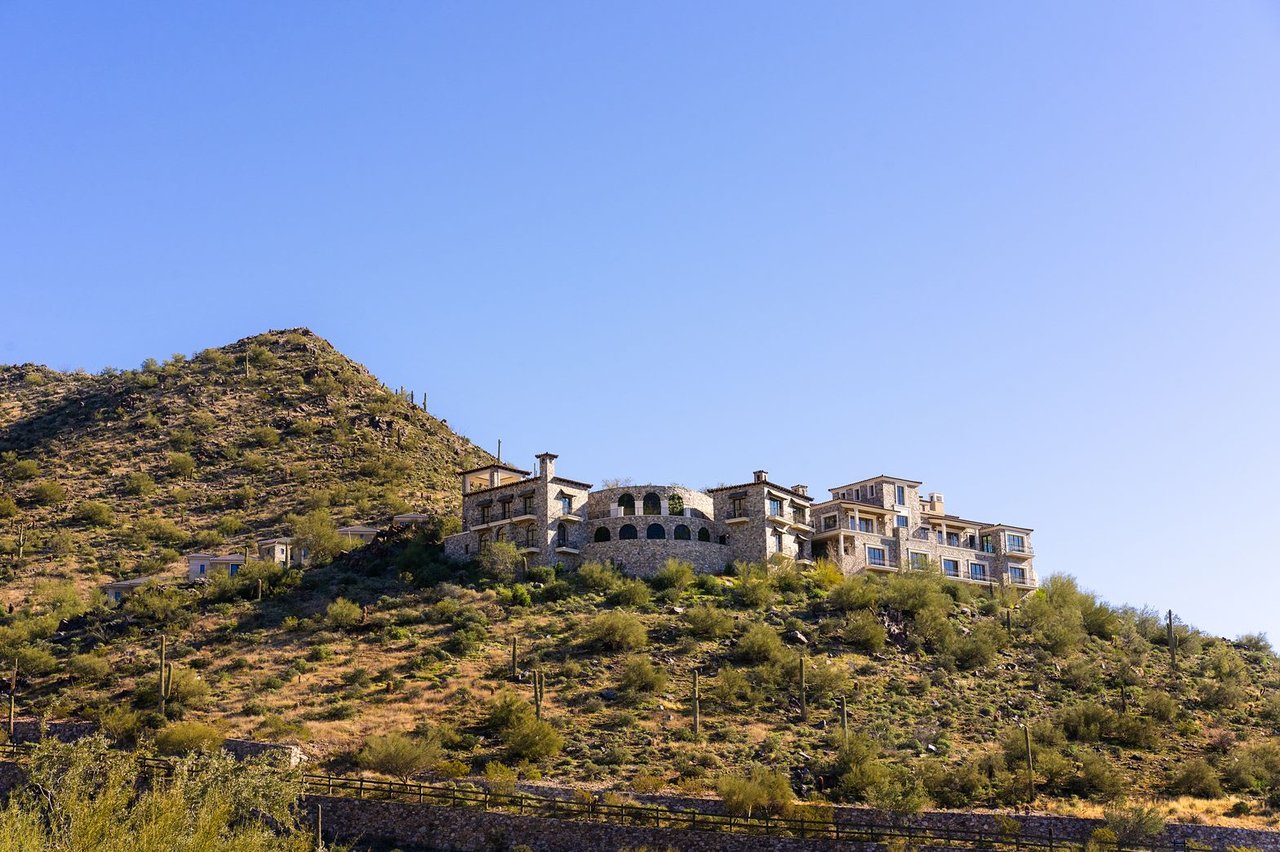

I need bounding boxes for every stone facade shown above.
[445,456,1037,589]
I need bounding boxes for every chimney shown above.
[929,492,944,513]
[490,469,501,487]
[792,484,808,498]
[536,452,558,481]
[753,470,768,483]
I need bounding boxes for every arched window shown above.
[619,524,638,540]
[668,494,684,516]
[594,526,611,542]
[618,493,636,516]
[697,527,711,542]
[643,493,661,515]
[494,527,505,542]
[646,523,666,539]
[674,524,691,541]
[557,523,567,547]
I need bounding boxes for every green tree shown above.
[290,509,349,564]
[73,501,115,527]
[478,540,522,583]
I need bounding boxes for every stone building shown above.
[444,454,1037,588]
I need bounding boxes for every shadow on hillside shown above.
[0,377,131,453]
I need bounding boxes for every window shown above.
[1006,533,1026,553]
[1009,566,1026,583]
[494,526,505,542]
[619,524,638,540]
[500,502,509,519]
[198,564,206,575]
[522,495,534,515]
[909,551,930,570]
[646,523,666,540]
[718,534,728,545]
[618,494,635,516]
[643,493,661,515]
[674,524,691,540]
[945,533,960,547]
[981,535,995,554]
[969,562,988,581]
[822,514,837,531]
[560,495,573,514]
[594,527,611,542]
[895,485,906,505]
[731,497,745,518]
[557,523,568,547]
[942,558,959,577]
[866,546,886,567]
[792,506,806,524]
[230,564,240,576]
[768,497,783,517]
[796,538,806,559]
[895,515,908,528]
[857,518,875,533]
[523,526,537,547]
[772,530,783,552]
[697,527,711,542]
[480,505,490,524]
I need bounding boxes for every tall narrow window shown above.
[772,530,783,552]
[895,485,906,505]
[560,495,573,514]
[522,495,534,515]
[731,497,745,518]
[557,523,567,547]
[768,497,783,517]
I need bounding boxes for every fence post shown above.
[357,778,364,799]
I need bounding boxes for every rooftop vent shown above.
[753,470,768,483]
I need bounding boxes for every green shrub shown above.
[325,597,363,630]
[1103,803,1165,845]
[0,495,17,518]
[577,562,622,593]
[248,426,281,448]
[735,623,785,665]
[156,721,223,755]
[357,732,440,781]
[502,717,563,762]
[608,579,651,608]
[123,472,156,496]
[827,576,879,612]
[1169,758,1223,798]
[683,604,734,639]
[734,576,775,610]
[526,566,555,585]
[68,653,110,682]
[1073,749,1127,802]
[651,559,695,592]
[618,657,667,695]
[31,481,67,506]
[716,765,794,819]
[842,611,886,653]
[167,452,196,480]
[582,611,647,652]
[478,541,521,583]
[11,459,40,480]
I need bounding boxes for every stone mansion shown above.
[442,454,1038,590]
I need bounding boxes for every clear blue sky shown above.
[3,3,1278,640]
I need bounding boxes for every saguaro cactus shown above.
[840,696,849,746]
[692,669,701,737]
[533,670,545,720]
[158,636,171,717]
[799,656,808,722]
[1167,609,1179,671]
[510,637,518,680]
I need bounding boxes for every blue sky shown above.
[3,3,1278,640]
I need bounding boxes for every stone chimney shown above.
[792,484,808,498]
[928,492,944,514]
[536,453,558,481]
[753,470,768,483]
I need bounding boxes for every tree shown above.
[357,732,440,782]
[156,721,224,756]
[291,509,349,564]
[478,540,521,583]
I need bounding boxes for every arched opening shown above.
[594,526,611,543]
[642,493,661,515]
[697,527,711,542]
[619,524,638,540]
[557,523,567,547]
[667,494,684,516]
[618,493,636,516]
[646,523,666,539]
[674,524,691,541]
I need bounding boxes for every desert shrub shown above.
[708,666,755,709]
[122,472,156,496]
[289,509,353,565]
[618,657,667,696]
[15,646,58,676]
[827,576,879,612]
[651,559,694,592]
[921,760,994,808]
[68,653,110,682]
[478,540,521,584]
[357,732,440,781]
[808,559,844,590]
[577,561,622,593]
[735,623,785,665]
[215,515,246,536]
[1236,632,1273,654]
[156,721,223,756]
[502,717,563,762]
[325,597,363,630]
[954,627,999,670]
[1143,689,1178,722]
[842,611,886,653]
[248,426,281,448]
[608,579,651,608]
[1072,750,1128,801]
[98,707,144,746]
[802,657,850,702]
[1103,804,1165,845]
[716,765,794,819]
[11,459,40,480]
[0,495,17,518]
[73,501,115,527]
[1169,758,1223,798]
[134,667,210,717]
[683,604,734,639]
[166,452,196,480]
[1222,742,1280,793]
[31,481,67,505]
[581,611,647,652]
[526,565,555,584]
[824,734,926,811]
[734,575,775,610]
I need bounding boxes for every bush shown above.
[582,611,647,652]
[608,579,651,608]
[651,559,694,592]
[478,541,521,584]
[68,653,110,682]
[842,611,886,653]
[1143,690,1178,722]
[123,472,156,496]
[72,501,114,527]
[683,605,734,639]
[526,565,555,585]
[1073,750,1127,802]
[357,732,440,781]
[134,667,210,717]
[167,452,196,480]
[618,657,667,695]
[828,576,879,612]
[11,459,40,480]
[325,598,363,630]
[1169,758,1223,798]
[735,623,785,665]
[291,509,353,565]
[156,721,223,756]
[248,426,281,448]
[577,561,622,593]
[31,481,67,505]
[502,717,563,762]
[808,559,844,590]
[716,766,794,819]
[1103,804,1165,844]
[0,495,16,518]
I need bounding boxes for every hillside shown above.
[0,328,490,596]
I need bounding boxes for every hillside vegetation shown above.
[0,328,488,598]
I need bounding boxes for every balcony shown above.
[1004,544,1034,559]
[726,513,751,525]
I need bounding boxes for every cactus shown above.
[840,696,848,745]
[533,670,545,720]
[692,669,701,737]
[799,656,807,722]
[256,578,264,601]
[510,636,518,680]
[1167,609,1178,671]
[159,636,171,717]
